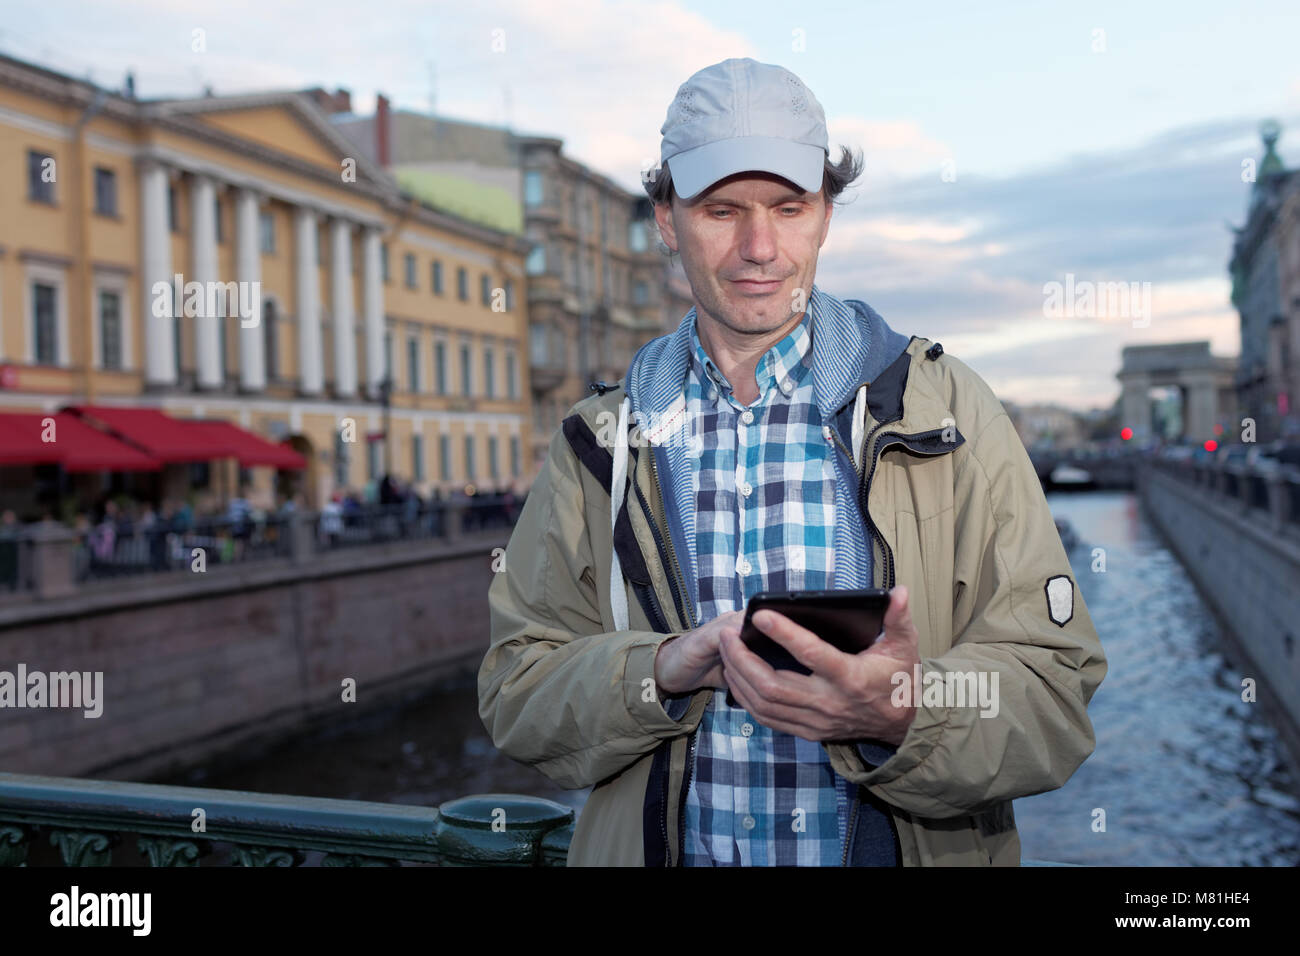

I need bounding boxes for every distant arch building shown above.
[1117,342,1237,443]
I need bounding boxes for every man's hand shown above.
[654,610,745,695]
[718,585,922,746]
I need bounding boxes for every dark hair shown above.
[643,144,865,209]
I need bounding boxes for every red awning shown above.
[64,405,219,463]
[185,420,307,470]
[0,412,162,471]
[59,405,306,470]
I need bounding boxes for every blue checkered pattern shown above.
[680,306,854,866]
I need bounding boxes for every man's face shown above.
[654,170,832,340]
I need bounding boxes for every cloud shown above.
[810,112,1289,406]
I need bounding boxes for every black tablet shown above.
[738,588,891,676]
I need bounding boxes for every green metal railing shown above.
[0,773,573,866]
[0,772,1074,866]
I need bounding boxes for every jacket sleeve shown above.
[478,427,709,790]
[827,404,1107,817]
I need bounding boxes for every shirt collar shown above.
[688,304,815,401]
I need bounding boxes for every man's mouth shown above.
[731,278,784,293]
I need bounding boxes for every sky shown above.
[4,0,1299,411]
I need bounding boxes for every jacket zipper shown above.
[643,438,699,867]
[830,416,954,864]
[825,421,866,865]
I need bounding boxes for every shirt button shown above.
[741,409,754,425]
[741,815,756,831]
[780,377,793,394]
[739,480,753,497]
[821,425,831,440]
[737,558,752,575]
[709,388,717,401]
[741,722,754,737]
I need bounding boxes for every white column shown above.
[362,226,386,397]
[295,207,323,395]
[235,188,266,391]
[331,218,357,397]
[191,175,221,389]
[139,160,175,386]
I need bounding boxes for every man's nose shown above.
[738,211,779,263]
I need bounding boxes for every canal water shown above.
[168,491,1300,865]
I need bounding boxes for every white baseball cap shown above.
[657,57,829,201]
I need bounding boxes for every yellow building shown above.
[0,53,533,510]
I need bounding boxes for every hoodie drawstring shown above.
[851,384,869,473]
[609,394,631,633]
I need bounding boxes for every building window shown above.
[524,169,544,206]
[384,329,393,382]
[488,436,499,480]
[434,341,447,395]
[215,195,225,244]
[510,435,520,477]
[33,282,58,365]
[484,346,495,398]
[503,279,515,311]
[530,324,547,366]
[629,220,648,252]
[405,253,417,289]
[412,433,425,482]
[218,314,228,380]
[506,351,517,399]
[432,260,443,294]
[100,290,122,370]
[27,149,55,204]
[259,209,275,253]
[407,335,420,392]
[464,435,476,480]
[168,185,181,233]
[525,244,545,275]
[480,273,492,306]
[439,434,451,481]
[381,243,390,282]
[334,429,350,488]
[263,300,278,380]
[172,309,182,375]
[457,267,468,301]
[633,280,649,305]
[93,167,117,216]
[367,439,380,480]
[460,342,472,397]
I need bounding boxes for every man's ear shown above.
[654,199,679,253]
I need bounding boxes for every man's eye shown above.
[710,209,733,219]
[781,206,802,215]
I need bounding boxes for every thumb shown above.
[871,584,919,654]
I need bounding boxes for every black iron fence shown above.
[0,494,526,597]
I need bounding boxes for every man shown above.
[480,57,1106,866]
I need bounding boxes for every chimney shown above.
[124,70,136,99]
[302,87,353,114]
[376,93,391,167]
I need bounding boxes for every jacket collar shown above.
[626,284,915,442]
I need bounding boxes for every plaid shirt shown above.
[680,305,855,866]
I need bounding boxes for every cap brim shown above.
[668,137,825,200]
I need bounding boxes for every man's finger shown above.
[752,609,849,679]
